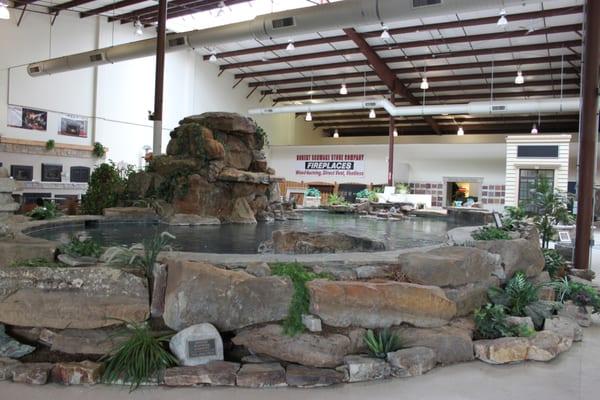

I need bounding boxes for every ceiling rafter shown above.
[80,0,148,18]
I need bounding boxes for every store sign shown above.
[295,153,365,177]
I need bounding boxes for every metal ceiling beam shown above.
[343,27,442,135]
[247,54,581,88]
[234,40,581,80]
[221,25,581,71]
[140,0,251,24]
[49,0,97,12]
[203,5,583,61]
[272,78,581,102]
[108,0,217,23]
[260,68,578,95]
[80,0,148,18]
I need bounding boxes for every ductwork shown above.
[248,97,588,117]
[27,0,536,76]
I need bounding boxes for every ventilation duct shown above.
[248,97,589,117]
[27,0,537,76]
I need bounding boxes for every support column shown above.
[387,93,395,186]
[574,0,600,270]
[152,0,167,155]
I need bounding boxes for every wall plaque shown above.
[187,338,216,358]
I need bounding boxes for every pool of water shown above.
[26,212,469,254]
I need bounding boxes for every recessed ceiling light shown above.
[420,77,429,90]
[339,83,348,95]
[515,70,524,84]
[457,126,464,136]
[497,9,508,26]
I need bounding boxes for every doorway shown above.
[443,177,483,207]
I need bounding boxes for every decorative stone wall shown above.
[407,182,444,207]
[480,184,506,206]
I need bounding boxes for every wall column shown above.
[574,0,600,270]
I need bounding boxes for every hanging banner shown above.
[7,105,47,131]
[295,153,365,177]
[59,114,88,138]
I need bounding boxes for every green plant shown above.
[552,277,600,313]
[102,321,177,391]
[526,178,573,248]
[356,189,379,202]
[270,263,332,336]
[45,139,55,151]
[363,328,403,359]
[542,249,566,279]
[305,187,320,197]
[327,193,347,206]
[255,125,269,149]
[60,236,102,258]
[471,226,510,241]
[395,183,410,194]
[474,304,534,339]
[92,142,106,158]
[9,257,65,268]
[81,162,132,215]
[105,231,175,303]
[502,206,527,231]
[156,167,196,202]
[26,201,61,220]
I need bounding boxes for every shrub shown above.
[102,321,177,391]
[542,249,566,279]
[363,328,403,359]
[474,304,534,340]
[60,236,102,258]
[552,277,600,313]
[305,187,321,197]
[395,183,410,194]
[471,226,510,241]
[45,139,55,151]
[327,193,347,206]
[92,142,106,158]
[81,162,133,215]
[502,206,527,231]
[526,178,573,248]
[27,201,60,220]
[356,189,379,202]
[271,263,332,336]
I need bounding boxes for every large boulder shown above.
[307,280,456,329]
[232,324,351,368]
[163,260,293,332]
[260,230,386,254]
[394,325,474,365]
[0,267,148,329]
[472,238,544,279]
[444,277,500,317]
[398,247,499,287]
[182,112,258,136]
[474,331,573,364]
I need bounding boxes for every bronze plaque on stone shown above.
[187,338,217,358]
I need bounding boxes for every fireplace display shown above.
[10,165,33,181]
[41,164,63,182]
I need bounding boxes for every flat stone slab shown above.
[343,355,391,382]
[50,361,103,385]
[395,325,474,365]
[0,357,20,380]
[387,346,437,377]
[163,361,240,386]
[0,324,34,359]
[164,214,221,226]
[285,365,344,388]
[236,363,287,388]
[0,267,149,329]
[544,316,583,342]
[12,363,53,385]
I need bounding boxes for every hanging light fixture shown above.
[208,53,218,63]
[381,27,391,40]
[369,109,376,119]
[216,1,226,17]
[305,111,312,122]
[393,128,398,137]
[530,124,538,134]
[420,77,429,90]
[333,129,340,138]
[286,40,295,51]
[497,9,508,26]
[134,19,144,35]
[457,126,465,136]
[339,83,348,95]
[0,2,9,20]
[515,70,524,84]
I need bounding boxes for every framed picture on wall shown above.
[7,105,47,131]
[59,114,88,138]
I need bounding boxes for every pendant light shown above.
[305,111,312,122]
[497,9,508,26]
[515,70,524,84]
[381,27,391,40]
[457,126,464,136]
[530,124,538,134]
[208,53,218,63]
[0,2,9,20]
[369,109,376,119]
[339,83,348,95]
[393,128,398,137]
[134,19,144,35]
[333,129,340,138]
[420,77,429,90]
[286,40,295,51]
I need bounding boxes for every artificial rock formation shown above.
[127,112,280,224]
[259,230,386,254]
[0,167,19,222]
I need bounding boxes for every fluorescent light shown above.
[339,83,348,95]
[381,27,391,40]
[333,129,340,138]
[531,124,538,134]
[305,111,312,121]
[393,128,398,137]
[369,109,376,119]
[420,77,429,90]
[515,70,524,84]
[497,9,508,26]
[208,53,218,63]
[134,20,144,35]
[286,40,295,51]
[0,3,9,20]
[457,126,464,136]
